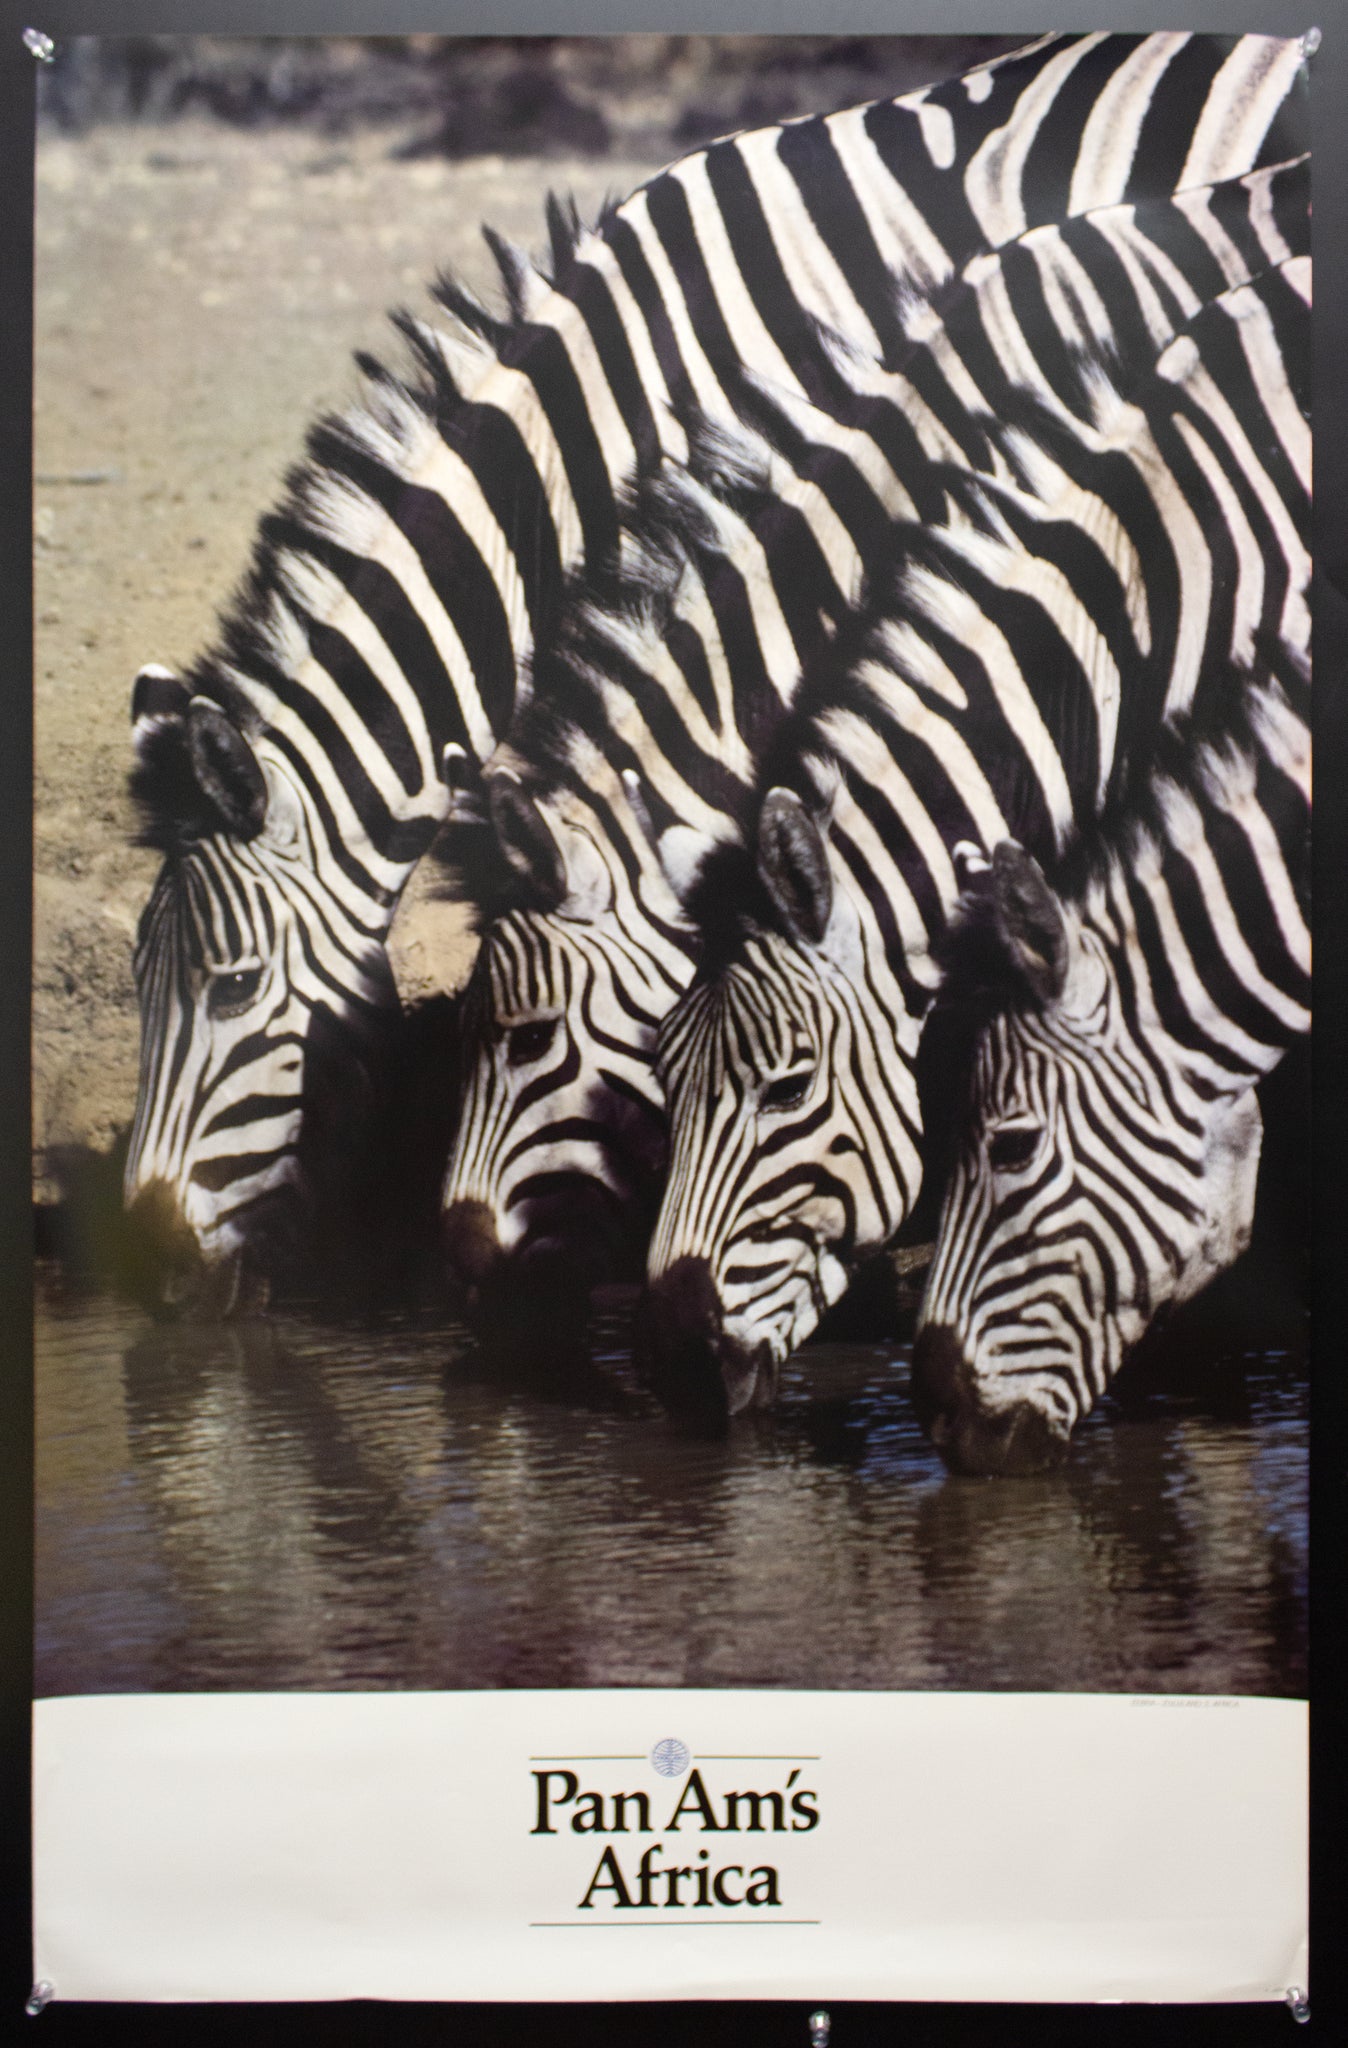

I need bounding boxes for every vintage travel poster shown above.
[28,26,1315,2011]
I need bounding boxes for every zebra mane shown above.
[127,213,591,842]
[475,406,782,793]
[681,255,1309,967]
[939,635,1310,1011]
[413,398,785,916]
[1057,635,1308,908]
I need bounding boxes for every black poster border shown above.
[2,2,1345,2043]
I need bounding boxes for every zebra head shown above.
[640,785,923,1428]
[912,840,1264,1475]
[441,760,693,1356]
[124,666,401,1317]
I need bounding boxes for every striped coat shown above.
[437,36,1310,1352]
[122,32,1308,1314]
[912,647,1309,1472]
[639,234,1309,1425]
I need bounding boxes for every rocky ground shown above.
[32,36,1022,1202]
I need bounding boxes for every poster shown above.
[18,14,1339,2030]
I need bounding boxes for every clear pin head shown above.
[1301,27,1321,60]
[1286,1985,1310,2024]
[25,1982,54,2016]
[22,27,54,61]
[809,2011,831,2048]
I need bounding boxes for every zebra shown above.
[437,37,1310,1349]
[439,402,972,1353]
[116,29,1021,1315]
[438,32,1302,1343]
[638,241,1310,1427]
[124,30,1308,1315]
[910,643,1308,1474]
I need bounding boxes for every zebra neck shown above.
[1088,709,1310,1099]
[529,773,701,975]
[203,251,676,910]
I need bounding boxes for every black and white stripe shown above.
[639,239,1309,1426]
[439,422,910,1341]
[439,38,1309,1343]
[124,31,1308,1313]
[912,650,1309,1473]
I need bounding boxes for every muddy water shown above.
[35,1273,1307,1699]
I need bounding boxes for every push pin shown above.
[809,2010,831,2048]
[25,1982,53,2017]
[1301,28,1321,61]
[22,28,55,62]
[1286,1984,1310,2025]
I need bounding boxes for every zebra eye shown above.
[507,1018,558,1066]
[761,1068,813,1114]
[987,1122,1041,1174]
[205,966,265,1019]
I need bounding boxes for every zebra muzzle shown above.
[636,1258,775,1432]
[910,1323,1069,1476]
[441,1199,504,1294]
[122,1181,255,1321]
[442,1198,599,1374]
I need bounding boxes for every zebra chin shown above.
[122,1181,287,1322]
[634,1258,779,1434]
[909,1324,1074,1477]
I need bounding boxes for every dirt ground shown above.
[32,37,1022,1199]
[33,122,674,1195]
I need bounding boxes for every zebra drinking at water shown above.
[438,411,936,1357]
[123,31,1308,1318]
[638,242,1309,1427]
[438,38,1310,1354]
[908,152,1316,1471]
[910,644,1308,1474]
[120,30,1030,1316]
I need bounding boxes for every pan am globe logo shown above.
[650,1737,690,1779]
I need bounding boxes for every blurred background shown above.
[38,35,1026,156]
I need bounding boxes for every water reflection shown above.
[35,1276,1307,1698]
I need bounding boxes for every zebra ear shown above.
[990,841,1068,1004]
[130,663,191,754]
[256,757,307,851]
[442,743,489,825]
[186,699,269,840]
[486,774,567,912]
[758,788,832,948]
[555,825,614,923]
[656,825,720,905]
[620,768,723,910]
